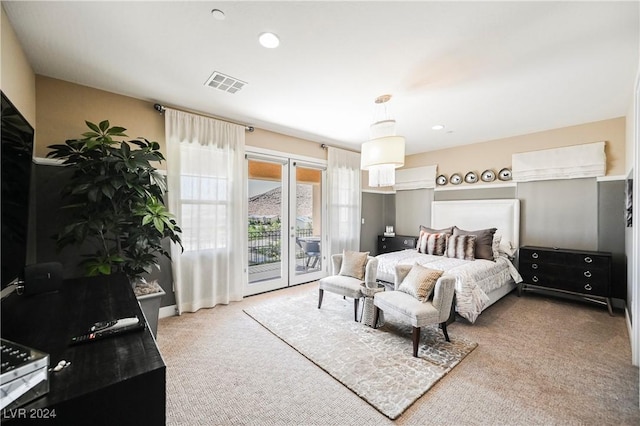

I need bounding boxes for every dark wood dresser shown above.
[377,235,417,254]
[518,246,613,315]
[1,274,165,424]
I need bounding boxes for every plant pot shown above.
[134,280,165,338]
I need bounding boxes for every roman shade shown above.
[512,141,606,182]
[393,165,437,190]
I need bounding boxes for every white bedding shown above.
[376,249,523,323]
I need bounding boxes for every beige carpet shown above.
[158,282,640,425]
[244,290,476,419]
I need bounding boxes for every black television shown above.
[1,92,34,289]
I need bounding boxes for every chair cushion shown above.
[319,275,363,299]
[338,250,369,280]
[397,263,443,302]
[374,291,441,327]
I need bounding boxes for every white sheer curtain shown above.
[327,147,362,255]
[165,109,246,314]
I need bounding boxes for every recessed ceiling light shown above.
[211,9,225,20]
[432,124,445,131]
[259,32,280,48]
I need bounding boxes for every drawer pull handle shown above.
[381,238,386,241]
[584,256,592,263]
[382,245,387,249]
[532,276,539,283]
[584,271,592,278]
[403,240,408,245]
[532,263,538,269]
[531,253,539,259]
[584,284,592,291]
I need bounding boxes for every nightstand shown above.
[377,235,417,254]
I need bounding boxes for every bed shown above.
[375,199,523,323]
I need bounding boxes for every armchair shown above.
[373,264,455,357]
[318,252,378,321]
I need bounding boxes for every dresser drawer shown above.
[520,247,609,269]
[520,261,609,282]
[520,270,608,297]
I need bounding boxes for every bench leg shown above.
[412,327,420,357]
[440,321,450,342]
[353,298,359,321]
[318,289,324,309]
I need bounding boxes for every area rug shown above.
[244,290,477,420]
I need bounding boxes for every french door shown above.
[245,152,326,296]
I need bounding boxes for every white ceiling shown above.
[4,1,639,155]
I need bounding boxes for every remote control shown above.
[70,316,144,345]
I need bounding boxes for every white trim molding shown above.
[159,304,178,319]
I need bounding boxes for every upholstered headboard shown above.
[431,199,520,254]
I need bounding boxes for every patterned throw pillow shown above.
[445,234,476,261]
[339,250,370,280]
[417,231,447,256]
[452,226,497,261]
[397,263,444,302]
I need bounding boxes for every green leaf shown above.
[101,185,115,199]
[99,120,110,132]
[87,187,99,202]
[106,126,127,135]
[121,141,131,157]
[97,264,112,275]
[82,132,100,138]
[153,217,164,233]
[85,121,100,133]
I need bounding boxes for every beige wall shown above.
[35,76,165,159]
[1,5,36,127]
[35,76,326,165]
[405,117,626,187]
[246,128,325,160]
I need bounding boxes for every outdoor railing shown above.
[248,228,313,265]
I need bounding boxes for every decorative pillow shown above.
[419,225,454,236]
[398,263,443,302]
[452,226,497,261]
[339,250,369,280]
[445,234,476,261]
[416,225,453,251]
[417,231,447,256]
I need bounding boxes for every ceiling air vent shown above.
[205,71,247,94]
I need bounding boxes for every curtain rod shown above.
[153,103,254,132]
[320,143,360,154]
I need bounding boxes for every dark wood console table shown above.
[1,274,165,424]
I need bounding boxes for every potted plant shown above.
[47,120,182,336]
